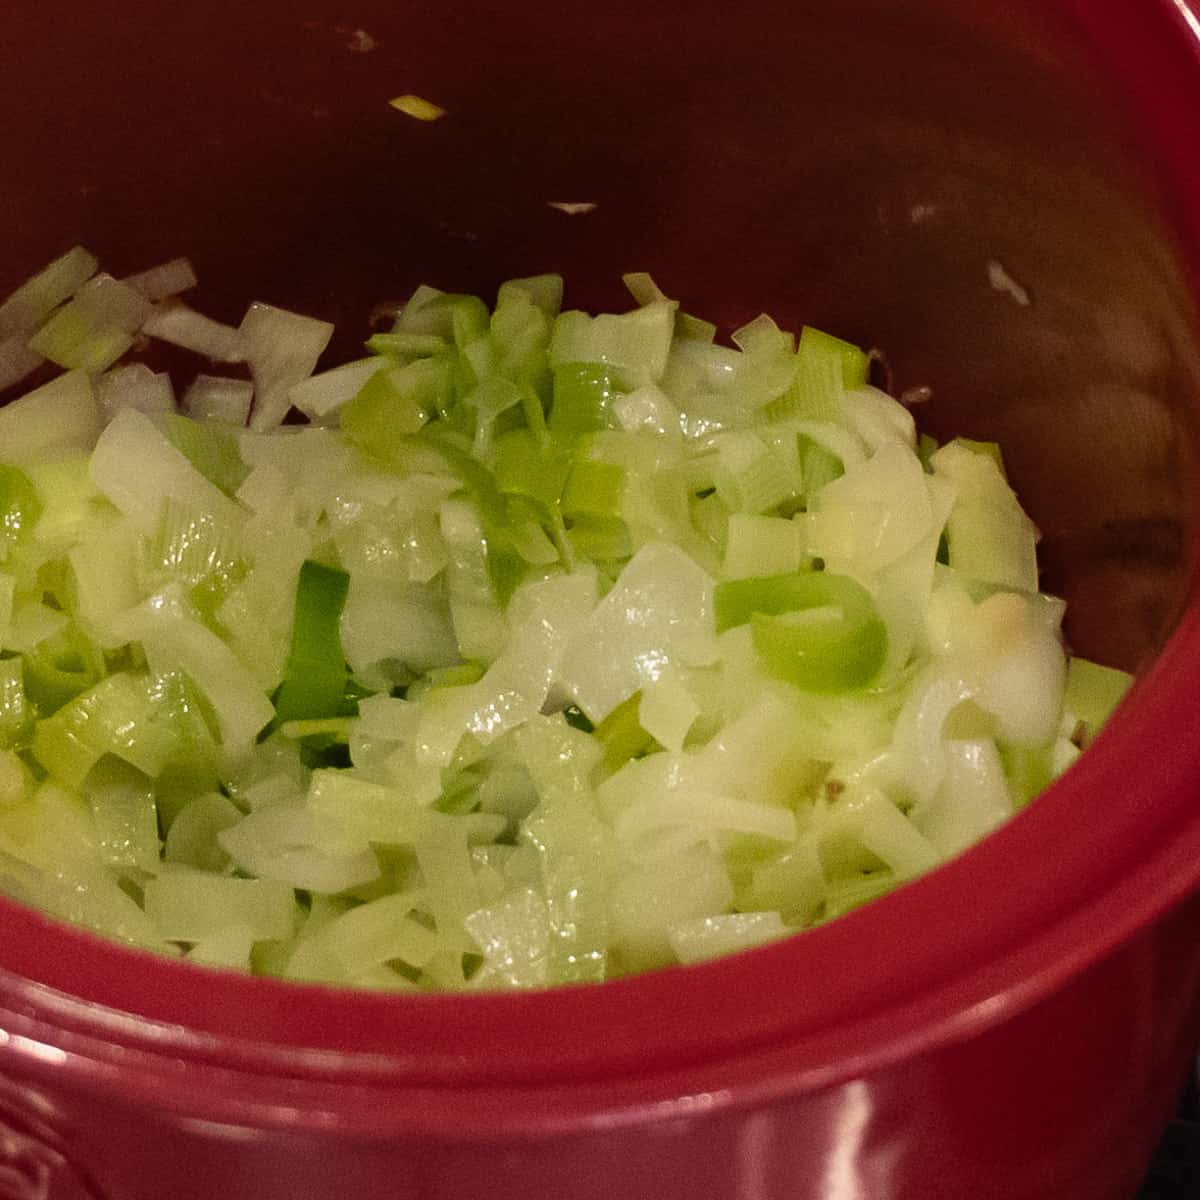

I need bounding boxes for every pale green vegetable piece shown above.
[86,760,160,875]
[164,793,242,872]
[558,541,715,723]
[144,870,299,942]
[1065,656,1133,736]
[669,911,790,965]
[0,371,102,466]
[187,924,257,970]
[932,440,1039,593]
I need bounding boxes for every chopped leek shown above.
[0,247,98,340]
[0,253,1132,988]
[715,570,886,692]
[274,561,352,723]
[0,466,41,560]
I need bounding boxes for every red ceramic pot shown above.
[2,1,1200,1197]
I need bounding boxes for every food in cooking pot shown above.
[0,249,1131,988]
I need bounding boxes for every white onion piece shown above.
[616,792,796,862]
[612,383,681,435]
[96,364,175,421]
[790,419,868,472]
[936,591,1067,746]
[218,802,381,893]
[234,773,305,814]
[0,336,45,392]
[89,407,242,531]
[143,869,298,942]
[73,274,154,333]
[622,271,670,306]
[844,790,940,879]
[731,313,787,353]
[182,374,254,425]
[353,695,422,743]
[891,667,977,803]
[669,911,789,965]
[4,601,69,654]
[187,925,255,970]
[289,357,384,420]
[977,622,1066,745]
[239,303,334,432]
[319,893,439,974]
[0,246,97,339]
[872,473,955,683]
[913,738,1013,858]
[123,258,198,302]
[841,385,918,451]
[112,587,275,752]
[548,300,677,385]
[558,541,714,723]
[637,670,700,753]
[464,887,551,989]
[805,442,934,576]
[608,844,733,971]
[142,301,244,362]
[692,697,826,809]
[0,370,102,465]
[414,572,597,766]
[340,576,460,676]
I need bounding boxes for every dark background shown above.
[1139,1073,1200,1197]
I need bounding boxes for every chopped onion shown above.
[96,364,175,420]
[73,273,154,333]
[89,407,241,531]
[558,541,714,723]
[0,246,98,340]
[622,272,670,306]
[142,301,245,362]
[144,869,299,942]
[218,802,381,893]
[0,337,45,392]
[28,304,132,373]
[0,370,101,465]
[239,303,333,432]
[123,258,199,302]
[289,357,384,420]
[669,910,789,965]
[182,374,254,425]
[0,254,1130,992]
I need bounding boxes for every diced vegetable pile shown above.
[0,250,1132,989]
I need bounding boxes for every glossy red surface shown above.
[2,1,1200,1197]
